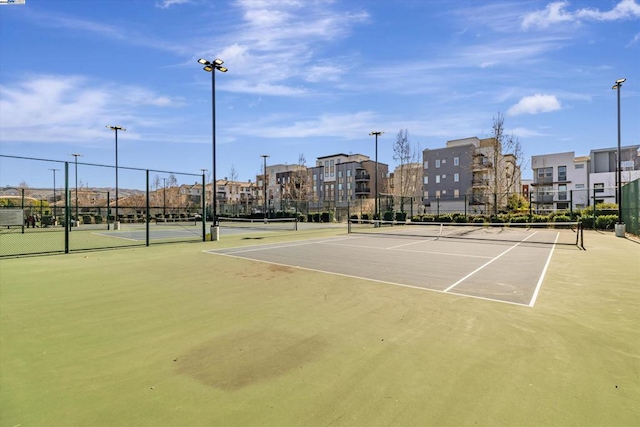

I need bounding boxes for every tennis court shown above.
[206,221,584,306]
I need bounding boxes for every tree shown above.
[229,164,238,182]
[392,129,422,212]
[288,153,310,211]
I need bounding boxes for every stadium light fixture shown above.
[106,125,126,230]
[369,131,384,224]
[612,78,626,236]
[198,58,227,235]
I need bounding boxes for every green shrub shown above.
[383,211,394,221]
[471,216,486,223]
[553,214,571,222]
[438,214,454,223]
[82,215,93,224]
[95,215,103,224]
[595,215,617,230]
[395,211,407,222]
[361,213,371,220]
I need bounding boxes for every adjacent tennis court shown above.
[207,222,583,306]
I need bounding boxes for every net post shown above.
[201,173,206,241]
[528,191,532,222]
[107,191,111,230]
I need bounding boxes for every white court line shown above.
[443,231,539,293]
[387,239,435,250]
[91,232,140,242]
[205,236,360,255]
[208,251,530,307]
[528,232,559,307]
[319,241,493,259]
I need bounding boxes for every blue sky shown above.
[1,0,639,189]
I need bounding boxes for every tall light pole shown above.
[612,78,626,237]
[49,168,60,222]
[369,131,384,223]
[70,153,83,226]
[261,154,269,221]
[198,58,228,239]
[106,125,126,230]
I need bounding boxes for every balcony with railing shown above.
[355,187,371,194]
[355,172,371,181]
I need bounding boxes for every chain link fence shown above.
[1,155,206,257]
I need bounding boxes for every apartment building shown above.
[422,137,519,214]
[589,145,640,205]
[312,153,388,209]
[531,152,589,212]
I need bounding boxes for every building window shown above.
[558,166,567,182]
[558,184,567,200]
[424,161,429,169]
[575,164,584,169]
[424,176,429,184]
[536,167,553,184]
[435,159,441,168]
[454,173,459,182]
[338,170,343,178]
[324,161,329,176]
[442,159,446,164]
[454,157,459,166]
[436,175,440,184]
[576,184,585,189]
[347,170,351,177]
[330,160,334,177]
[435,190,441,198]
[424,191,429,199]
[454,189,459,198]
[594,183,604,193]
[557,202,569,210]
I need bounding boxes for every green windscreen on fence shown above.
[622,178,639,236]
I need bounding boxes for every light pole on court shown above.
[369,131,384,225]
[106,125,126,230]
[612,78,626,237]
[261,155,270,221]
[197,58,228,241]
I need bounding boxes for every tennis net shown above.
[348,219,584,248]
[218,217,298,231]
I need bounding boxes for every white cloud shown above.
[627,32,640,46]
[197,0,369,96]
[0,75,183,143]
[507,94,561,116]
[156,0,191,9]
[522,0,640,29]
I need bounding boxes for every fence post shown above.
[592,188,596,230]
[64,162,70,254]
[202,173,206,241]
[21,188,25,234]
[436,197,440,218]
[570,190,573,220]
[464,194,467,220]
[107,191,111,231]
[146,170,150,247]
[529,191,533,222]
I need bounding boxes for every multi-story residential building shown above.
[313,153,388,211]
[588,145,640,205]
[422,138,476,213]
[531,152,589,212]
[422,137,520,214]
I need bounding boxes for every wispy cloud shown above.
[507,94,561,116]
[156,0,191,9]
[0,75,184,143]
[200,0,369,96]
[522,0,640,30]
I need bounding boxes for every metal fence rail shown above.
[0,155,206,257]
